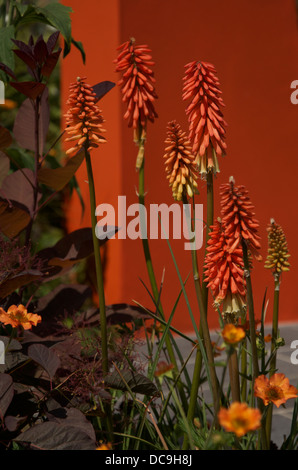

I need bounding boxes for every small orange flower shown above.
[0,304,41,330]
[154,361,174,378]
[218,402,261,437]
[254,373,298,408]
[96,442,112,450]
[222,324,245,345]
[64,77,106,157]
[163,120,198,201]
[114,38,158,137]
[220,176,261,259]
[182,60,227,177]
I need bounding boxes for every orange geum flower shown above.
[163,120,198,201]
[64,77,106,157]
[220,176,261,259]
[204,218,246,319]
[0,304,41,330]
[182,60,227,177]
[254,373,298,408]
[218,402,261,437]
[222,324,245,346]
[114,38,158,140]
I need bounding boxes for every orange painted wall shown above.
[62,0,298,333]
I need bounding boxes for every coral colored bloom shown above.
[64,77,106,157]
[264,219,290,276]
[182,60,227,177]
[254,373,298,408]
[220,176,261,258]
[0,304,41,330]
[154,361,174,378]
[163,120,198,201]
[218,402,261,437]
[204,218,246,319]
[96,442,112,450]
[222,324,245,345]
[114,38,158,137]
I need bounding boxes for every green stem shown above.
[137,136,188,413]
[228,347,240,402]
[202,171,214,311]
[182,194,220,428]
[266,275,280,447]
[84,148,108,376]
[242,241,268,449]
[182,343,202,449]
[242,241,259,381]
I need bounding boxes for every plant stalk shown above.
[266,275,280,447]
[84,147,108,377]
[136,134,188,412]
[182,194,220,428]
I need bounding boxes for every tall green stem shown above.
[266,275,280,447]
[182,194,220,428]
[84,148,108,377]
[137,135,188,413]
[202,171,214,310]
[228,348,240,402]
[242,241,268,449]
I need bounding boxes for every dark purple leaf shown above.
[104,369,159,397]
[0,63,17,80]
[37,227,117,270]
[13,87,49,154]
[47,407,96,441]
[37,147,84,190]
[0,168,39,215]
[36,284,92,320]
[46,31,60,53]
[92,80,115,102]
[0,151,9,187]
[28,344,60,379]
[10,81,46,100]
[0,199,31,239]
[14,414,96,450]
[106,303,152,324]
[0,126,12,149]
[11,38,33,56]
[5,415,26,432]
[0,374,14,419]
[41,48,61,77]
[33,36,48,65]
[13,49,36,72]
[0,270,42,301]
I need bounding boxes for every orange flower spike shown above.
[0,304,41,330]
[220,176,261,258]
[163,121,198,201]
[222,324,246,346]
[114,38,158,140]
[204,218,246,319]
[182,60,227,177]
[254,373,298,408]
[64,77,106,157]
[218,402,261,438]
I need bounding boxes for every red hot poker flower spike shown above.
[220,176,261,259]
[204,218,246,320]
[64,77,106,157]
[183,60,227,177]
[114,38,158,141]
[163,121,198,201]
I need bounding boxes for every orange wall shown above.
[62,0,298,333]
